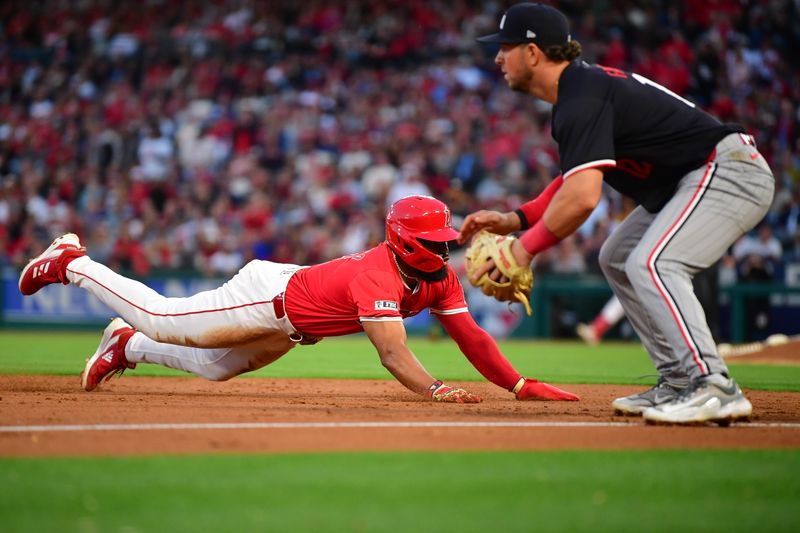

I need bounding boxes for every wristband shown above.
[520,220,561,256]
[514,209,530,231]
[427,380,444,398]
[511,377,526,394]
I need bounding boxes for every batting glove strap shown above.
[427,380,446,399]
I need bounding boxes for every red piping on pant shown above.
[645,162,716,375]
[66,267,276,317]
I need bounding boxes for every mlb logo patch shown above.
[374,300,399,311]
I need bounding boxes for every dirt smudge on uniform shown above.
[727,150,750,162]
[154,327,283,348]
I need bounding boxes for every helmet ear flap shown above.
[387,223,418,257]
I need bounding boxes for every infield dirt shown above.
[1,375,799,456]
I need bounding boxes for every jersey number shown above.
[631,73,695,108]
[598,65,695,108]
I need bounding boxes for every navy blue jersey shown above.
[552,61,743,212]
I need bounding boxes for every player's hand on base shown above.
[515,378,579,401]
[427,380,482,403]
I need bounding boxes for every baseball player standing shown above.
[458,3,775,425]
[19,195,579,404]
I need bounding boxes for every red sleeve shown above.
[429,268,468,316]
[436,312,522,391]
[516,175,564,230]
[348,271,404,322]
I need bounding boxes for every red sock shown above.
[593,316,611,339]
[116,329,137,368]
[57,249,86,284]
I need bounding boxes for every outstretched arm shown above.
[362,320,481,403]
[457,175,564,245]
[436,312,579,401]
[435,312,520,389]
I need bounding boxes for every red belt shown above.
[272,293,286,319]
[272,292,320,344]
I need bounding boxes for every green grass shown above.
[0,330,798,390]
[1,450,798,533]
[1,331,798,532]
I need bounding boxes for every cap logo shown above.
[526,30,536,39]
[499,14,506,29]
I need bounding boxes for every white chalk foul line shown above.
[1,421,799,433]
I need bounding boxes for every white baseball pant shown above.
[65,257,306,380]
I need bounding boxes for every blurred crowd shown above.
[1,0,799,286]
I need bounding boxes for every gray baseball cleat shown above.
[611,377,684,415]
[643,374,752,426]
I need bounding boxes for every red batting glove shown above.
[427,380,482,403]
[514,378,580,401]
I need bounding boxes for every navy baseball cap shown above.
[477,3,571,47]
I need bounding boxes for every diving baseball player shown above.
[19,195,579,403]
[459,3,775,424]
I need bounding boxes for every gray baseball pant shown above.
[598,133,775,385]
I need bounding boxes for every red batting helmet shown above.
[385,195,459,272]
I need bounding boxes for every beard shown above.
[395,255,448,282]
[507,67,534,93]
